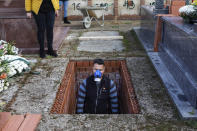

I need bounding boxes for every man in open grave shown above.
[76,59,119,114]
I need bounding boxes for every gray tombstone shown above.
[154,0,169,14]
[155,0,164,9]
[185,0,190,5]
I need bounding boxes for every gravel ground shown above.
[0,20,197,130]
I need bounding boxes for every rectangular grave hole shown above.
[51,60,140,114]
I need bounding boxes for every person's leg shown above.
[63,1,68,18]
[63,0,71,24]
[59,1,63,8]
[33,12,46,58]
[45,11,58,57]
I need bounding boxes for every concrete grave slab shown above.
[79,31,123,40]
[78,31,124,52]
[78,36,123,41]
[81,31,120,37]
[78,40,124,52]
[65,33,79,41]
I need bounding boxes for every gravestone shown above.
[154,0,169,14]
[0,0,69,54]
[135,3,197,118]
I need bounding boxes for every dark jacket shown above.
[77,75,119,114]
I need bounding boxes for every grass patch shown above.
[68,40,79,52]
[123,21,132,24]
[119,32,132,52]
[111,25,119,28]
[185,120,197,129]
[130,30,145,51]
[122,38,131,52]
[120,30,144,53]
[46,55,53,59]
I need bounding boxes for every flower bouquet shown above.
[0,40,30,93]
[179,0,197,24]
[0,60,9,92]
[0,40,19,56]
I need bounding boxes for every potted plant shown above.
[179,0,197,24]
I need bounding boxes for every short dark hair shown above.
[93,59,104,65]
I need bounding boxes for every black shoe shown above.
[64,17,71,24]
[39,52,46,58]
[47,50,58,57]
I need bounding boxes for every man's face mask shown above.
[94,70,102,82]
[93,63,105,82]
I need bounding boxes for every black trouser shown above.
[33,11,55,52]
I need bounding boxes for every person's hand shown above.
[55,10,59,17]
[26,12,32,19]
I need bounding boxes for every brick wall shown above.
[51,60,140,114]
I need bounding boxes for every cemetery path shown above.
[0,20,197,130]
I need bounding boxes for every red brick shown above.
[171,0,185,6]
[83,61,90,67]
[111,61,116,67]
[154,14,174,52]
[51,60,140,114]
[104,61,110,67]
[76,61,83,67]
[89,61,94,66]
[171,5,184,16]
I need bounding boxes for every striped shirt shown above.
[77,79,119,114]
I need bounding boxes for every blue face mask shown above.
[94,70,102,78]
[94,70,102,82]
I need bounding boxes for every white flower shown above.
[22,64,28,70]
[4,86,8,90]
[6,56,30,77]
[11,46,18,55]
[7,68,17,77]
[0,40,7,45]
[17,67,23,73]
[3,44,7,49]
[179,5,196,15]
[0,68,4,72]
[5,82,9,87]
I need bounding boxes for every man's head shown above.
[93,59,105,76]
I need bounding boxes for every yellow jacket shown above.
[25,0,59,14]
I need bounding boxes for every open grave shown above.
[51,60,140,114]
